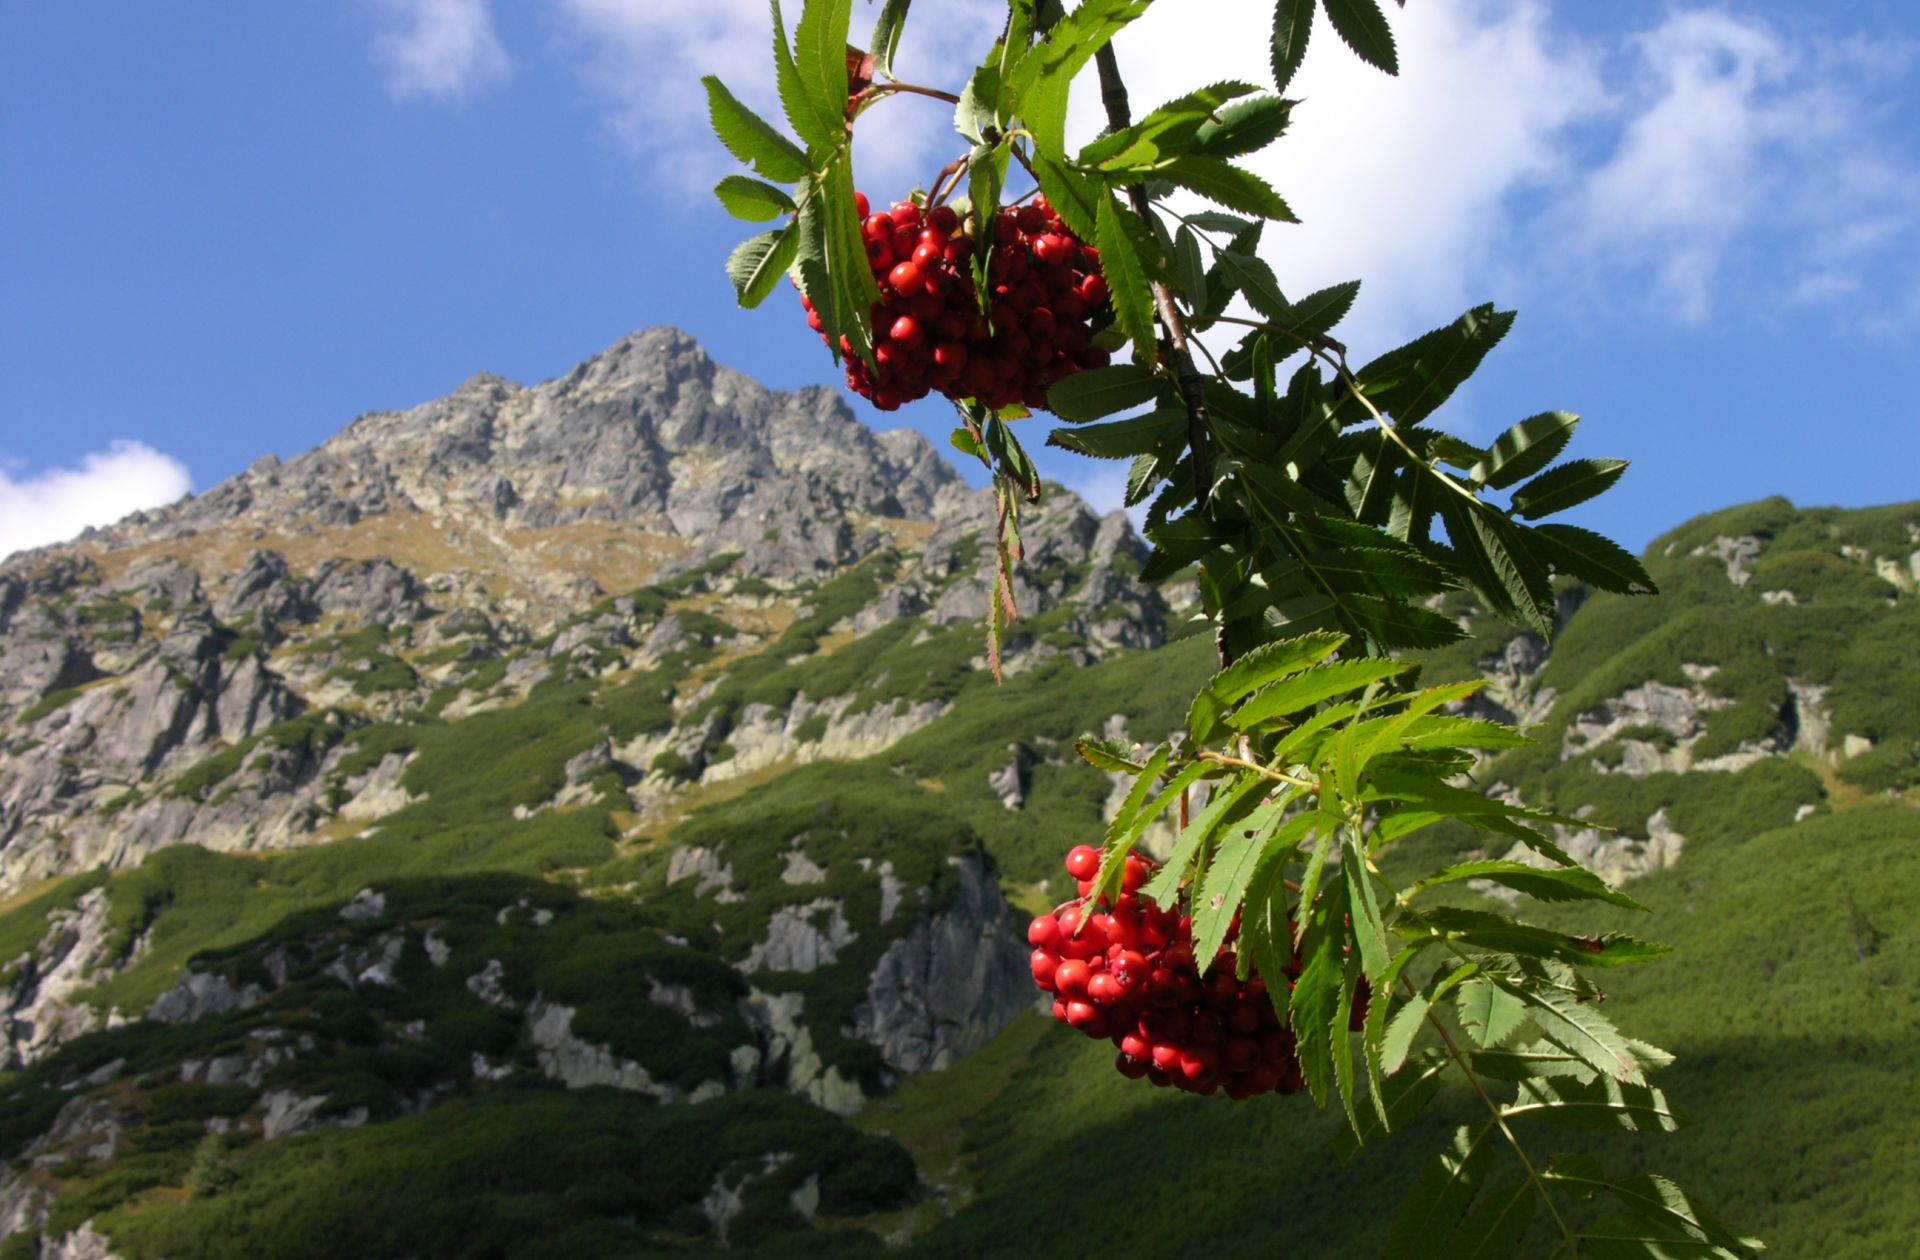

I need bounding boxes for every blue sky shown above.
[2,0,1916,560]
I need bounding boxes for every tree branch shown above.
[1091,45,1215,517]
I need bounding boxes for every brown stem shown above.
[1092,45,1215,515]
[852,81,963,109]
[1092,43,1226,667]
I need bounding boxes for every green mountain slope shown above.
[0,329,1912,1260]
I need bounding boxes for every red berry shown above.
[1053,958,1091,998]
[1028,915,1063,950]
[889,201,921,228]
[888,261,925,298]
[1030,949,1060,990]
[854,192,870,219]
[933,341,968,372]
[889,315,924,346]
[927,205,959,235]
[1064,844,1101,881]
[1222,1036,1262,1073]
[1179,1045,1222,1084]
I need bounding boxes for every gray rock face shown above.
[1,887,124,1068]
[847,852,1032,1075]
[147,971,264,1025]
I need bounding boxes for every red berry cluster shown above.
[1028,844,1308,1100]
[799,193,1113,413]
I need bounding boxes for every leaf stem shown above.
[854,81,963,108]
[1193,750,1318,793]
[1372,868,1581,1255]
[1405,972,1581,1257]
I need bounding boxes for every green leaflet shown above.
[1159,156,1297,219]
[1528,522,1657,594]
[1269,0,1314,92]
[1342,826,1390,977]
[1271,280,1361,349]
[792,0,855,136]
[1357,304,1515,427]
[1436,1181,1534,1260]
[1080,80,1259,170]
[1498,977,1647,1084]
[1185,629,1346,744]
[713,174,796,222]
[1096,195,1158,365]
[1031,152,1101,243]
[1073,734,1146,774]
[702,76,811,182]
[1377,990,1428,1077]
[1091,758,1207,911]
[1138,771,1266,908]
[1413,860,1647,911]
[1216,250,1289,318]
[1006,0,1155,153]
[1511,458,1629,519]
[1385,1124,1498,1260]
[1545,1173,1764,1258]
[1416,908,1671,970]
[724,227,799,308]
[1191,94,1293,159]
[1171,225,1208,308]
[1472,410,1578,489]
[1290,865,1347,1106]
[1227,656,1413,731]
[1504,1076,1683,1133]
[1192,806,1312,968]
[954,58,1002,144]
[1468,1042,1593,1082]
[1455,977,1527,1049]
[1047,408,1185,460]
[867,0,911,78]
[770,0,838,149]
[1323,0,1399,75]
[1332,1048,1449,1164]
[1045,363,1163,421]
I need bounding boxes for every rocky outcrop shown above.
[847,853,1032,1076]
[1,887,126,1069]
[739,989,865,1115]
[742,900,855,974]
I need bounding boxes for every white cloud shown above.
[1562,13,1920,323]
[553,0,1007,193]
[372,0,512,100]
[546,0,1915,336]
[0,443,192,561]
[1079,0,1606,351]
